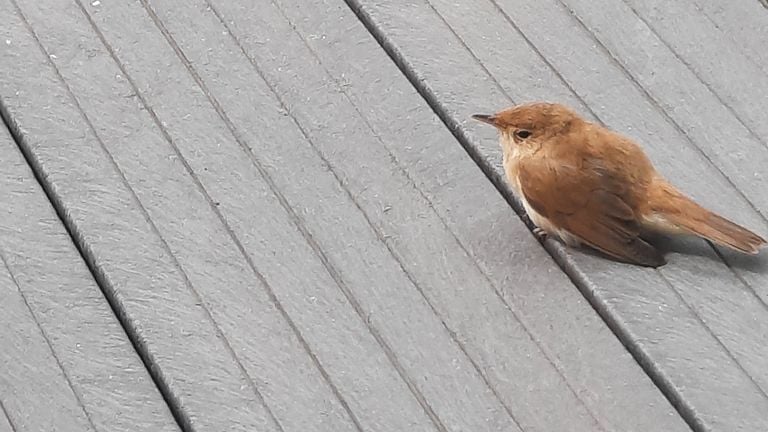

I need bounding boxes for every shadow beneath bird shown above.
[641,232,768,272]
[471,102,767,269]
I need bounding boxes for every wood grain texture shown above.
[0,125,179,432]
[147,0,687,430]
[0,0,689,432]
[109,0,519,429]
[557,0,768,255]
[554,0,768,387]
[618,0,768,143]
[1,2,284,431]
[61,0,440,430]
[0,258,94,432]
[347,0,768,430]
[0,407,13,432]
[561,0,768,207]
[686,0,768,76]
[6,0,481,431]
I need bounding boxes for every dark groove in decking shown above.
[551,0,768,312]
[485,0,601,122]
[138,1,449,430]
[270,1,606,430]
[0,61,192,432]
[267,1,529,427]
[548,0,768,228]
[100,2,368,430]
[340,2,710,431]
[0,8,192,432]
[3,4,265,432]
[0,248,98,432]
[0,398,17,432]
[690,1,768,76]
[619,0,768,151]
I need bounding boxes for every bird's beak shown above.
[471,113,497,126]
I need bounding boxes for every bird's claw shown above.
[532,227,548,240]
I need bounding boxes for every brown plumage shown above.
[472,102,766,267]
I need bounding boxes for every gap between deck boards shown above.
[1,3,708,430]
[0,106,191,432]
[339,1,703,431]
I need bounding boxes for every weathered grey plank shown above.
[555,0,768,356]
[66,0,462,430]
[0,124,179,431]
[1,2,287,431]
[145,0,688,430]
[618,0,768,144]
[248,0,694,431]
[0,259,94,432]
[0,406,12,432]
[687,0,768,75]
[348,0,768,430]
[4,0,493,431]
[552,0,768,391]
[39,0,441,430]
[86,0,518,430]
[0,1,688,432]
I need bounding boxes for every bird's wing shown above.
[518,158,665,267]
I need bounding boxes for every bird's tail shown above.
[644,179,766,254]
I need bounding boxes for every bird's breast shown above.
[502,145,575,244]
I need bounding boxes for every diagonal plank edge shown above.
[153,0,692,429]
[0,114,179,429]
[0,0,707,431]
[345,0,768,431]
[1,2,289,431]
[0,401,11,432]
[0,400,14,432]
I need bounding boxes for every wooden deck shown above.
[1,0,767,431]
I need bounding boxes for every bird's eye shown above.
[515,129,532,139]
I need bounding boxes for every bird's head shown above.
[471,102,581,147]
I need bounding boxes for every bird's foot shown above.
[532,227,548,241]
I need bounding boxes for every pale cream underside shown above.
[501,134,581,246]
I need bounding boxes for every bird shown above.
[471,102,766,267]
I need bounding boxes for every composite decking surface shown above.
[0,0,766,431]
[0,108,178,431]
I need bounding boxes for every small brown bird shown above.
[472,102,766,267]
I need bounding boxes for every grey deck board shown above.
[1,2,286,431]
[47,0,438,430]
[243,1,688,431]
[559,0,768,384]
[0,407,12,432]
[3,1,395,431]
[688,0,768,76]
[126,1,519,430]
[0,0,692,432]
[0,124,178,431]
[576,0,768,224]
[0,257,93,432]
[619,0,768,144]
[348,0,768,430]
[183,0,688,429]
